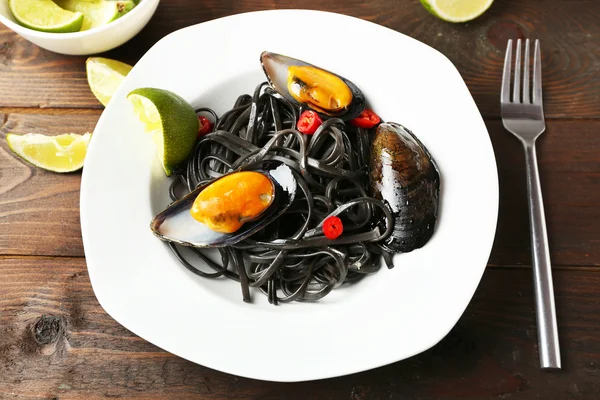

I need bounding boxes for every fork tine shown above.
[533,39,543,105]
[501,39,513,104]
[513,39,522,103]
[523,39,530,103]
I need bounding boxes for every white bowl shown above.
[0,0,160,55]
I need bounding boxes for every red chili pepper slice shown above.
[350,109,381,128]
[198,116,213,136]
[323,216,344,240]
[297,110,323,134]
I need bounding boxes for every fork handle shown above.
[524,142,561,369]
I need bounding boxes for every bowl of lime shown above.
[0,0,159,55]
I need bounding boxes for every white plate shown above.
[81,10,498,382]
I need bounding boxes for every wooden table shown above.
[1,1,599,398]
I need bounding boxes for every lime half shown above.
[86,57,133,106]
[6,133,91,173]
[127,88,199,177]
[9,0,84,33]
[54,0,136,31]
[420,0,494,23]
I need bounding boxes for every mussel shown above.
[151,162,297,248]
[260,51,365,120]
[369,123,440,253]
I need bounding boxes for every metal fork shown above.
[501,39,560,369]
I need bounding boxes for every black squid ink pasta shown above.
[165,82,395,305]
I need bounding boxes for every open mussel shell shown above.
[369,122,440,253]
[260,51,365,121]
[150,161,297,248]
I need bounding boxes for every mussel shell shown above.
[369,122,440,253]
[151,161,297,248]
[260,51,365,121]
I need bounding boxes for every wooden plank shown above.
[2,114,599,266]
[487,119,600,267]
[1,256,599,399]
[401,0,600,119]
[0,111,100,257]
[0,1,598,117]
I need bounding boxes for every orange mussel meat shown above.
[287,65,353,115]
[260,51,365,120]
[190,171,275,233]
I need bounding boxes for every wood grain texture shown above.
[1,257,600,399]
[1,0,600,397]
[487,119,600,267]
[0,111,100,257]
[0,0,599,117]
[2,115,599,266]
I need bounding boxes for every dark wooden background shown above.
[1,0,599,398]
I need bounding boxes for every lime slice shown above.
[6,133,92,173]
[8,0,84,33]
[127,88,199,177]
[86,57,133,107]
[420,0,494,23]
[54,0,136,31]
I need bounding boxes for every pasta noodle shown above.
[166,82,394,304]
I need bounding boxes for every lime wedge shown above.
[86,57,133,107]
[127,88,199,177]
[54,0,135,31]
[420,0,494,23]
[8,0,84,33]
[6,133,92,173]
